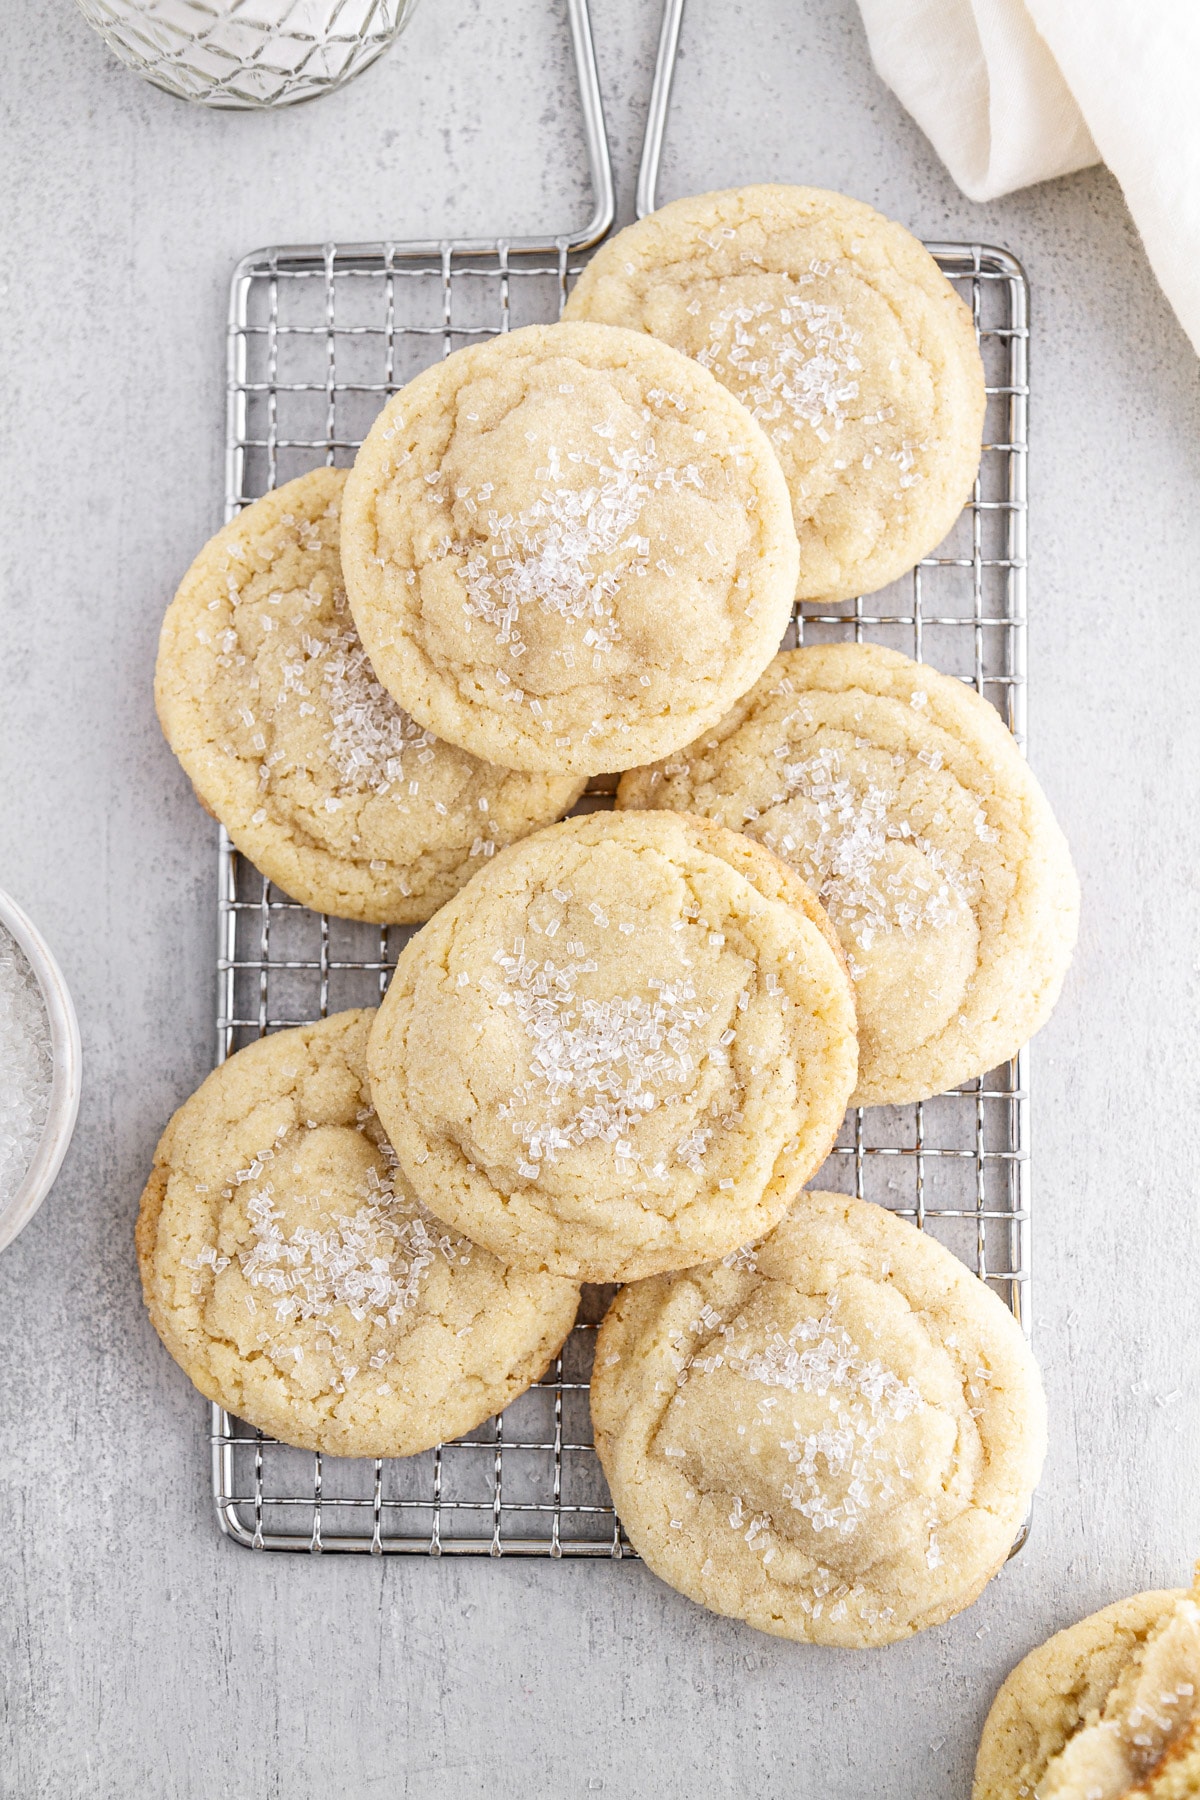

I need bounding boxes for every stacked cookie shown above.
[144,185,1081,1650]
[138,1011,580,1457]
[592,1190,1046,1647]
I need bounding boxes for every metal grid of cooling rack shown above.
[205,0,1031,1557]
[209,238,1031,1555]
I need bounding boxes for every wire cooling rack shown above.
[208,0,1031,1556]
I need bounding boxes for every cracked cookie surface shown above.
[590,1188,1046,1648]
[618,643,1079,1105]
[367,811,857,1282]
[136,1010,580,1456]
[974,1573,1200,1800]
[155,468,583,923]
[340,321,799,776]
[564,184,986,604]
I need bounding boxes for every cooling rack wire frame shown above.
[209,0,1031,1556]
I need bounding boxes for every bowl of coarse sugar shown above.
[0,887,81,1253]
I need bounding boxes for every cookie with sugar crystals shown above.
[564,184,986,604]
[339,320,799,777]
[974,1568,1200,1799]
[590,1189,1047,1648]
[136,1010,580,1457]
[367,810,857,1282]
[618,643,1079,1106]
[155,468,584,924]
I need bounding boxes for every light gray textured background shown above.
[2,2,1198,1795]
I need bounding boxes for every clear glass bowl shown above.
[75,0,421,109]
[0,889,82,1255]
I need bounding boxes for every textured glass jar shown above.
[75,0,421,109]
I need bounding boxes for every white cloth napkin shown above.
[856,0,1200,355]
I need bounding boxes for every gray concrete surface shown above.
[2,1,1198,1794]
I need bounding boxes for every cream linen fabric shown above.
[857,0,1200,355]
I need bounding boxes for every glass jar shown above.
[74,0,421,109]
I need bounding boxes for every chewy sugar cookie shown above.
[340,321,799,777]
[136,1010,580,1457]
[155,469,584,924]
[367,811,857,1282]
[564,184,986,604]
[590,1189,1046,1648]
[974,1568,1200,1799]
[618,643,1079,1106]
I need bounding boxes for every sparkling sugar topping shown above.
[758,742,982,960]
[231,555,435,797]
[0,924,53,1202]
[454,429,703,674]
[237,1158,466,1332]
[490,941,712,1174]
[318,625,434,794]
[737,1307,922,1536]
[695,1297,923,1536]
[696,295,862,443]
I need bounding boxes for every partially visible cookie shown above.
[367,810,857,1282]
[135,1010,580,1457]
[564,184,986,604]
[155,469,584,923]
[974,1570,1200,1799]
[590,1189,1046,1648]
[618,643,1079,1106]
[340,320,800,776]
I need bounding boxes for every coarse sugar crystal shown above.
[0,923,53,1202]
